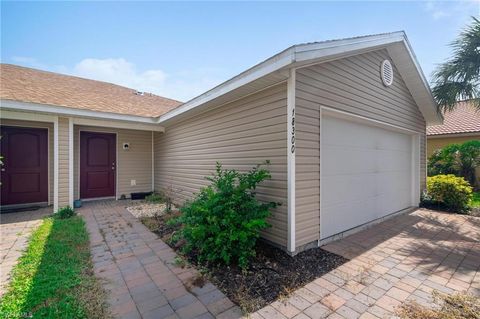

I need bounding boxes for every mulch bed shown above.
[140,212,348,312]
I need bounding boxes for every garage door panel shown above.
[322,173,377,207]
[323,147,378,175]
[321,115,413,240]
[322,197,377,238]
[377,150,411,171]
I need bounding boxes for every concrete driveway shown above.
[252,209,480,319]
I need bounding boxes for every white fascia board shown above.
[72,117,164,132]
[158,49,295,123]
[0,99,161,124]
[427,132,480,139]
[386,42,442,125]
[0,109,57,122]
[294,32,405,62]
[399,37,443,125]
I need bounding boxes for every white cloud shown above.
[9,56,226,102]
[69,58,225,102]
[424,1,451,20]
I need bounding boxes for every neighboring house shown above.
[0,32,441,254]
[426,100,480,186]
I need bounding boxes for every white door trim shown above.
[320,106,423,135]
[78,129,118,200]
[68,118,74,206]
[0,123,52,206]
[53,116,59,211]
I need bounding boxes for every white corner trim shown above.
[287,68,296,253]
[318,107,323,244]
[69,118,74,206]
[53,116,59,212]
[151,131,155,191]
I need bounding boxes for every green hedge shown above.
[423,174,473,213]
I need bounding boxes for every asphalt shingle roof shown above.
[0,64,182,118]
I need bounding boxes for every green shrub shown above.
[145,193,164,203]
[53,206,75,219]
[424,174,473,213]
[172,162,278,269]
[428,140,480,189]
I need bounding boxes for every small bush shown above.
[159,184,181,213]
[145,193,164,203]
[54,206,75,219]
[171,162,278,269]
[423,174,473,213]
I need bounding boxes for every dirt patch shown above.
[396,291,480,319]
[140,214,347,313]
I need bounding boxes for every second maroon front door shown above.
[80,132,116,199]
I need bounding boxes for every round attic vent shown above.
[381,60,394,86]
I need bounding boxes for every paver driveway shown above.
[251,209,480,319]
[79,201,242,319]
[0,207,52,296]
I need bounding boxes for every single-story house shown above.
[0,32,441,254]
[427,100,480,186]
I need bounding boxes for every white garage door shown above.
[321,114,415,239]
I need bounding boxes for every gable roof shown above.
[159,31,442,126]
[0,64,181,118]
[427,100,480,136]
[1,32,441,126]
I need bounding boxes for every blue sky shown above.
[1,1,478,101]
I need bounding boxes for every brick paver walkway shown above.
[0,207,52,296]
[79,201,242,319]
[251,209,480,319]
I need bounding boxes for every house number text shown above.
[290,108,295,154]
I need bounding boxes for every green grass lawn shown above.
[0,216,109,319]
[471,192,480,208]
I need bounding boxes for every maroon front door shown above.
[1,126,49,205]
[80,132,116,199]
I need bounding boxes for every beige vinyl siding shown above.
[0,119,54,205]
[154,83,288,247]
[295,49,427,249]
[74,126,153,199]
[58,117,70,207]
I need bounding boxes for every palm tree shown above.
[432,17,480,113]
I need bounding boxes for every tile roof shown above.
[427,100,480,136]
[0,64,182,118]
